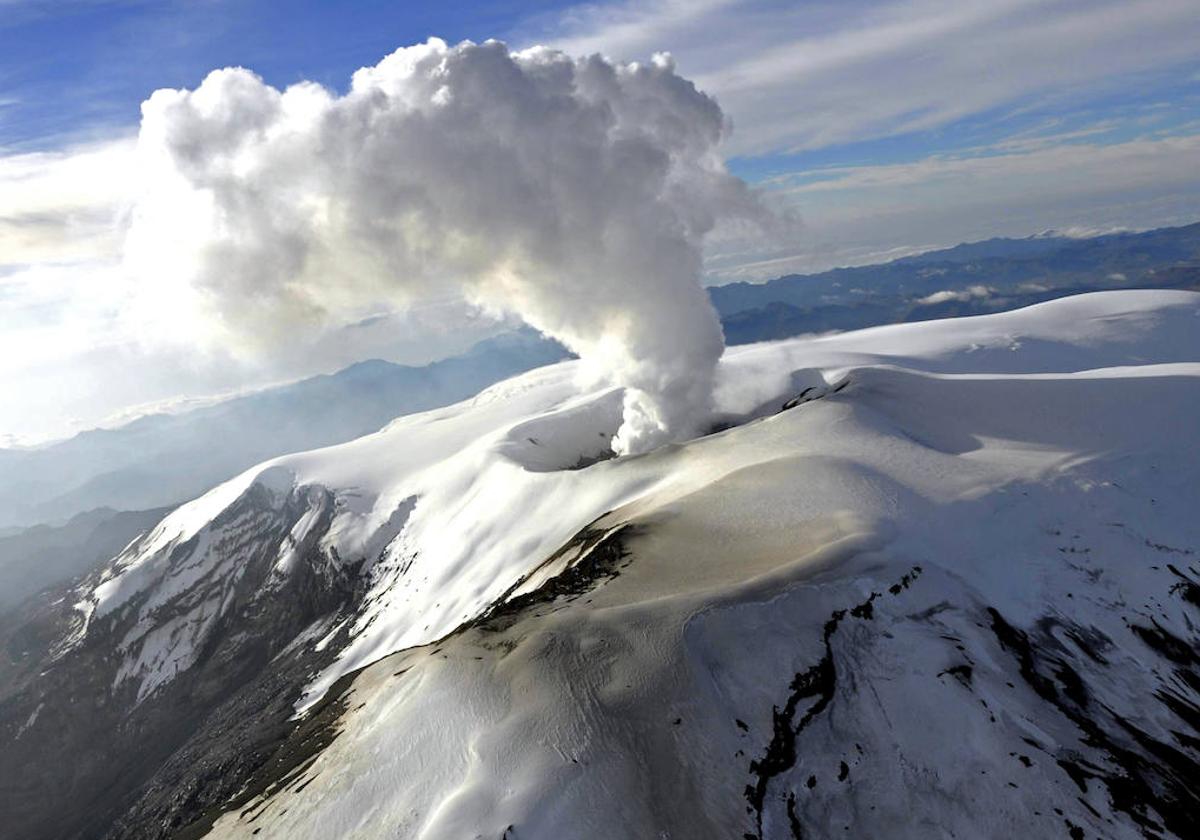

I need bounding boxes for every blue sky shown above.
[2,0,1199,443]
[3,1,1197,273]
[0,1,570,147]
[6,1,1198,193]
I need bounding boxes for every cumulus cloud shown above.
[917,285,992,305]
[123,38,766,454]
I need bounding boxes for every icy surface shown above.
[78,290,1200,714]
[177,289,1199,840]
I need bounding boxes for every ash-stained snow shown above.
[77,290,1200,713]
[71,291,1200,839]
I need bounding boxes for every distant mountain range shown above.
[712,222,1200,343]
[1,221,1197,533]
[0,506,170,612]
[0,331,569,530]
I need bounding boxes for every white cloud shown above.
[120,39,769,454]
[531,0,1200,156]
[530,0,1200,279]
[0,138,134,265]
[918,285,992,306]
[0,257,503,445]
[707,131,1200,279]
[1,39,775,450]
[6,3,1200,442]
[778,134,1200,196]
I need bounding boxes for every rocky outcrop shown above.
[0,483,362,840]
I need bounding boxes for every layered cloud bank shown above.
[123,38,763,454]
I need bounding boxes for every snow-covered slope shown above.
[0,329,568,530]
[28,290,1200,838]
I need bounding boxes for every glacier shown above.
[17,289,1198,839]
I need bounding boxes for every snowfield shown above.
[78,290,1200,839]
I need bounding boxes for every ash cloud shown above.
[123,38,766,454]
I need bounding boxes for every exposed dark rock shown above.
[1167,564,1200,608]
[988,607,1200,838]
[742,566,922,839]
[938,663,974,686]
[474,520,634,633]
[0,484,365,840]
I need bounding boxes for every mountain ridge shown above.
[3,221,1198,533]
[3,290,1196,839]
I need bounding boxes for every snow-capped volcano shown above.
[4,290,1199,839]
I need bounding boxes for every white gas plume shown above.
[123,38,766,454]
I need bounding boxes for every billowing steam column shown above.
[124,39,764,454]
